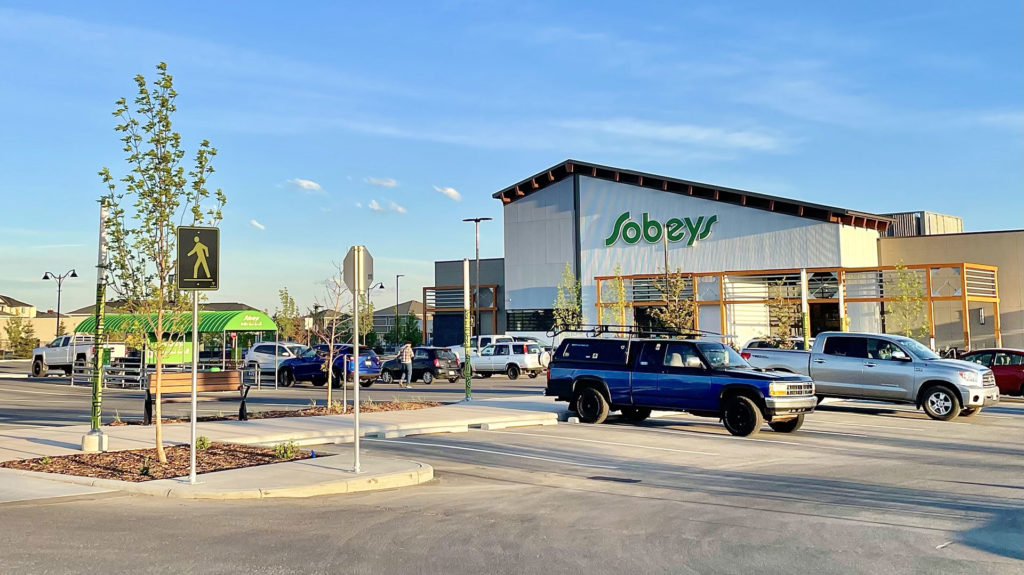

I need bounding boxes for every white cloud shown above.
[249,219,265,230]
[289,178,323,192]
[389,201,407,214]
[368,200,383,212]
[433,185,462,201]
[557,118,784,151]
[365,177,398,188]
[355,202,363,208]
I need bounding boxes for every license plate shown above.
[448,371,455,375]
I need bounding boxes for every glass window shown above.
[637,342,665,367]
[480,346,494,357]
[822,337,868,359]
[963,352,993,366]
[556,339,629,363]
[891,337,939,360]
[494,345,509,356]
[696,342,749,369]
[867,338,905,361]
[994,352,1023,366]
[506,309,555,331]
[664,342,704,369]
[527,344,540,354]
[414,349,428,359]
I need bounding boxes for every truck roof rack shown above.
[547,324,728,340]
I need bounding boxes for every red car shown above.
[960,348,1024,396]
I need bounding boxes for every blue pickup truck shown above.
[546,337,818,436]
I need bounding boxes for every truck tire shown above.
[620,407,652,423]
[768,414,805,433]
[722,395,764,437]
[32,358,46,377]
[959,407,981,417]
[506,365,520,380]
[922,384,961,421]
[575,386,610,424]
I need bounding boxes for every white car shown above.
[244,341,311,370]
[471,342,545,380]
[447,334,515,363]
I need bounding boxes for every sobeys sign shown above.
[604,211,718,247]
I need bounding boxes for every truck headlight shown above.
[769,382,788,396]
[958,370,981,386]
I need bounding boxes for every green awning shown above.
[75,310,277,334]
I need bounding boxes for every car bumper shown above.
[965,385,1000,408]
[765,395,817,417]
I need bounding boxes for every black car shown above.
[377,347,461,386]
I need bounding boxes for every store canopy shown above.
[75,310,277,335]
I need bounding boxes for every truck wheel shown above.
[722,395,764,437]
[32,359,46,377]
[922,385,961,421]
[959,407,981,417]
[620,407,651,423]
[506,365,520,380]
[575,387,609,424]
[768,414,805,433]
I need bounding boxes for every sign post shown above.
[176,225,220,485]
[463,259,472,401]
[343,245,373,474]
[81,199,110,453]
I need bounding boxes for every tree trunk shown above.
[153,313,167,463]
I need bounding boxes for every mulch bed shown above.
[0,442,312,482]
[108,400,443,426]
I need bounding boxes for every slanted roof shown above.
[0,295,33,308]
[492,159,892,232]
[375,300,425,317]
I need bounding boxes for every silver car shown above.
[243,341,311,370]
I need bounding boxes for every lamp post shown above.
[394,274,404,345]
[42,269,77,339]
[363,282,385,345]
[462,217,492,337]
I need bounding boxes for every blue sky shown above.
[0,1,1021,315]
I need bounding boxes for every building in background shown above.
[371,300,429,343]
[425,258,505,347]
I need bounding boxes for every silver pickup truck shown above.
[741,331,999,420]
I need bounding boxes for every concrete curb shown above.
[0,455,433,499]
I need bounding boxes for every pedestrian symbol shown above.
[177,226,220,291]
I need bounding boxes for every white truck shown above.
[31,334,127,377]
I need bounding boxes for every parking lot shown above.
[1,359,1021,571]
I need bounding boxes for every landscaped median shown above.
[0,395,563,500]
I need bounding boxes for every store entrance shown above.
[810,302,841,335]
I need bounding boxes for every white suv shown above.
[244,341,310,370]
[447,334,515,363]
[471,342,545,380]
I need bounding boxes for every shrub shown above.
[196,436,211,450]
[273,440,299,460]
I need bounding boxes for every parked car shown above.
[960,348,1024,396]
[546,337,816,436]
[472,342,546,380]
[243,341,311,371]
[377,347,461,386]
[32,334,127,377]
[447,334,515,363]
[742,332,999,420]
[275,346,330,387]
[334,345,382,387]
[742,337,814,351]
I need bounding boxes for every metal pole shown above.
[189,291,198,485]
[800,268,810,350]
[463,258,472,401]
[474,221,480,337]
[55,280,62,340]
[352,246,361,473]
[84,200,108,451]
[395,274,403,345]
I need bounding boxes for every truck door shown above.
[657,341,712,406]
[812,336,867,397]
[862,337,917,400]
[630,341,664,406]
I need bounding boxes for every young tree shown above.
[397,314,422,345]
[357,292,375,345]
[99,62,226,463]
[764,281,801,348]
[552,263,582,331]
[4,316,37,359]
[274,288,302,341]
[885,261,929,339]
[606,263,629,327]
[650,268,696,333]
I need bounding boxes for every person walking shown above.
[398,341,414,388]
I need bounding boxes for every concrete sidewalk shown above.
[0,395,564,501]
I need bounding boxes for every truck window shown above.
[664,342,704,369]
[866,338,905,361]
[637,342,665,367]
[557,339,628,363]
[822,337,868,359]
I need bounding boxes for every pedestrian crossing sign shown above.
[177,226,220,291]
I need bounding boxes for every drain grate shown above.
[588,475,641,484]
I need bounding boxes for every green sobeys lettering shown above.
[604,211,718,246]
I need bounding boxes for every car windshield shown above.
[297,347,318,358]
[894,337,939,360]
[696,342,751,369]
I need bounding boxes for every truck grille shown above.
[786,382,814,396]
[983,372,996,387]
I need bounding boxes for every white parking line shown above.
[483,429,718,456]
[825,421,925,432]
[0,387,93,396]
[803,429,870,438]
[364,438,620,469]
[616,425,809,447]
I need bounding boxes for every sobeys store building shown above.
[455,159,1021,351]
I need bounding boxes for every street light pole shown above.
[462,217,492,337]
[42,269,77,339]
[395,274,404,345]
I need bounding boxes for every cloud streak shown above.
[368,200,383,212]
[365,177,398,187]
[433,185,462,201]
[249,219,265,230]
[389,201,407,214]
[289,178,324,193]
